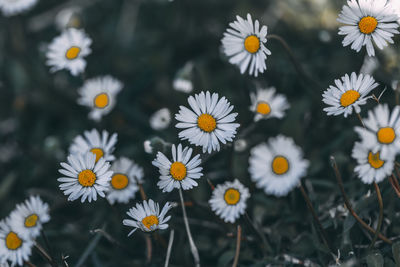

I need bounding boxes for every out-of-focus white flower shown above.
[0,0,37,16]
[149,108,171,130]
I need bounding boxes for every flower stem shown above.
[299,183,335,254]
[232,225,242,267]
[355,112,365,128]
[330,156,392,244]
[178,187,200,267]
[389,174,400,197]
[34,242,54,265]
[164,229,175,267]
[369,182,384,248]
[25,261,36,267]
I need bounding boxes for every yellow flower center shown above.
[141,215,159,230]
[170,162,187,181]
[111,173,129,190]
[90,148,104,162]
[272,156,289,175]
[358,16,378,34]
[377,127,396,144]
[224,188,241,205]
[78,169,97,187]
[368,152,384,169]
[256,102,271,115]
[24,214,38,228]
[340,90,360,107]
[94,93,109,109]
[5,232,22,250]
[197,114,217,133]
[65,46,81,60]
[244,35,260,54]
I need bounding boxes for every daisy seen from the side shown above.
[58,152,112,203]
[221,13,271,77]
[250,87,290,121]
[337,0,399,56]
[152,144,203,192]
[122,199,172,236]
[175,91,240,153]
[46,28,92,76]
[248,135,309,197]
[322,72,378,118]
[209,179,250,223]
[77,76,123,122]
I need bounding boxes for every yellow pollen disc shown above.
[224,188,241,205]
[197,114,217,133]
[24,214,38,228]
[170,162,187,181]
[65,46,81,60]
[78,169,97,187]
[141,215,159,230]
[90,148,104,162]
[244,35,260,54]
[256,102,271,115]
[5,232,22,250]
[272,156,289,175]
[377,127,396,144]
[340,90,360,107]
[368,152,384,169]
[111,173,129,190]
[358,16,378,34]
[94,93,109,109]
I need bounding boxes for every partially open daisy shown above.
[106,157,144,205]
[175,91,240,153]
[222,13,271,77]
[58,152,112,203]
[249,135,309,197]
[0,219,33,266]
[355,104,400,158]
[209,179,250,223]
[322,72,378,118]
[149,108,171,130]
[250,87,290,121]
[77,76,123,122]
[123,199,172,236]
[152,144,203,192]
[352,141,394,184]
[9,196,50,239]
[337,0,399,57]
[69,129,117,163]
[0,0,37,16]
[46,28,92,76]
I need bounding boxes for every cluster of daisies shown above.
[0,196,50,266]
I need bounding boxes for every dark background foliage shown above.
[1,0,400,266]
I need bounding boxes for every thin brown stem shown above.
[145,234,152,263]
[356,112,365,128]
[369,182,384,248]
[330,156,392,244]
[389,175,400,198]
[34,243,53,264]
[299,183,335,253]
[232,225,242,267]
[25,261,37,267]
[41,230,58,267]
[134,177,147,201]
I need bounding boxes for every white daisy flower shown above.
[9,196,50,239]
[249,135,309,197]
[352,141,394,184]
[355,104,400,158]
[337,0,399,57]
[322,72,378,118]
[77,76,123,122]
[389,0,400,23]
[173,78,193,93]
[69,129,117,163]
[152,144,203,192]
[143,140,153,154]
[46,28,92,76]
[122,199,172,236]
[0,0,37,16]
[106,157,144,205]
[221,13,271,77]
[0,219,33,267]
[58,152,113,203]
[175,91,240,153]
[149,108,171,130]
[209,179,250,223]
[250,87,290,121]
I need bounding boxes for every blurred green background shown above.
[2,0,400,266]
